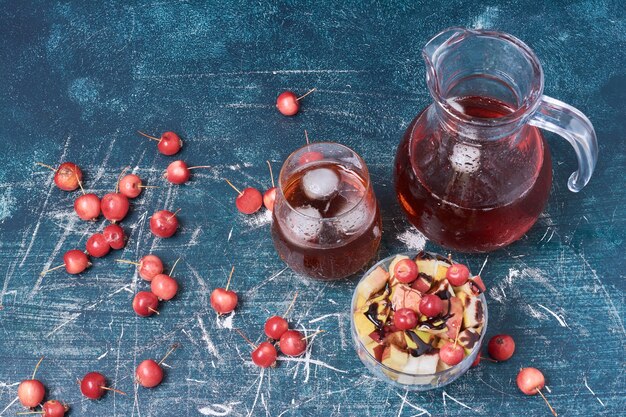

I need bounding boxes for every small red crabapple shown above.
[17,356,46,408]
[394,259,418,283]
[42,400,69,417]
[419,294,443,317]
[517,367,557,416]
[132,291,159,317]
[488,334,516,361]
[119,174,154,199]
[263,161,277,211]
[150,209,180,238]
[86,233,111,258]
[74,193,101,221]
[36,162,83,192]
[137,131,183,156]
[136,344,179,388]
[151,274,178,301]
[252,342,278,368]
[447,264,470,286]
[101,192,130,222]
[264,316,289,340]
[210,266,238,314]
[276,88,315,116]
[439,342,465,366]
[224,179,262,215]
[103,223,127,250]
[279,330,307,356]
[80,372,125,399]
[164,160,212,185]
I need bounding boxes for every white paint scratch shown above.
[197,314,221,359]
[199,403,239,416]
[442,390,475,411]
[275,357,348,374]
[394,391,431,416]
[216,311,235,329]
[309,313,342,324]
[583,376,606,407]
[186,378,208,384]
[397,229,427,251]
[247,369,265,417]
[537,303,570,328]
[477,255,489,276]
[227,227,233,242]
[97,351,109,360]
[242,209,272,229]
[46,312,82,337]
[0,396,18,416]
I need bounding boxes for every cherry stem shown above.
[101,386,127,396]
[304,130,310,145]
[225,266,235,291]
[31,356,44,379]
[234,328,256,349]
[77,171,85,195]
[224,179,242,196]
[188,165,212,170]
[266,160,275,188]
[167,208,181,221]
[40,264,64,276]
[16,411,44,415]
[536,388,558,416]
[34,162,56,172]
[148,307,160,315]
[480,356,498,363]
[453,324,461,349]
[296,88,316,101]
[138,185,159,189]
[301,330,325,341]
[169,257,181,276]
[116,167,130,193]
[115,259,140,266]
[282,290,299,318]
[158,343,181,366]
[137,130,161,142]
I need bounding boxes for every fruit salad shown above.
[351,251,488,390]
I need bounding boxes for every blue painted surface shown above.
[0,1,624,416]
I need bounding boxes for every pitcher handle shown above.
[529,95,598,192]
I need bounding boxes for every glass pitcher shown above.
[394,27,598,253]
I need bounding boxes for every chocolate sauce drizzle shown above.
[405,330,434,357]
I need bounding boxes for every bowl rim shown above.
[350,251,489,379]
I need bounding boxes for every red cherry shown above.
[136,359,163,388]
[394,259,419,283]
[516,367,545,395]
[488,334,516,361]
[17,379,45,408]
[264,316,289,339]
[252,342,278,368]
[42,400,68,417]
[446,264,470,286]
[393,308,418,330]
[419,294,443,317]
[133,291,159,317]
[80,372,111,400]
[158,131,183,155]
[74,193,101,220]
[138,131,183,156]
[150,210,179,238]
[118,174,143,198]
[439,342,465,366]
[86,233,111,258]
[165,160,190,184]
[471,351,482,368]
[225,179,262,214]
[210,288,238,314]
[279,330,306,356]
[151,274,178,301]
[54,162,83,191]
[276,91,299,116]
[263,187,277,211]
[63,250,90,274]
[101,193,130,222]
[139,255,164,281]
[103,224,126,250]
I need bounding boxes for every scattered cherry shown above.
[36,162,83,192]
[393,308,418,330]
[210,266,238,314]
[276,88,315,116]
[101,193,130,222]
[264,316,289,340]
[298,130,324,165]
[137,131,183,156]
[517,367,557,416]
[488,334,516,361]
[263,160,277,211]
[118,174,150,199]
[150,209,180,238]
[394,259,419,283]
[41,400,69,417]
[41,250,91,276]
[17,356,45,408]
[132,291,159,317]
[139,255,164,281]
[86,233,111,258]
[74,193,101,221]
[80,372,125,400]
[252,342,278,368]
[447,263,470,286]
[279,330,306,356]
[439,342,465,366]
[103,223,126,250]
[136,344,180,389]
[164,160,211,185]
[225,179,262,215]
[419,294,443,317]
[151,274,178,301]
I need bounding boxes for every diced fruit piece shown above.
[411,274,432,293]
[463,296,484,329]
[414,330,434,344]
[385,331,408,350]
[415,259,437,278]
[358,266,389,299]
[353,312,376,338]
[445,297,463,340]
[434,261,450,280]
[458,328,481,350]
[368,330,383,344]
[430,279,455,300]
[391,285,422,313]
[355,295,368,310]
[470,276,487,294]
[402,351,439,375]
[381,344,409,370]
[365,341,385,362]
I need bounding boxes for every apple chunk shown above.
[381,344,409,371]
[358,266,389,299]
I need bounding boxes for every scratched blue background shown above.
[0,1,624,416]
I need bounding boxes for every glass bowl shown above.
[350,251,488,391]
